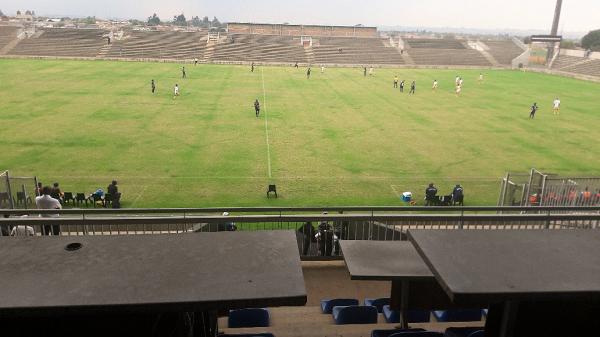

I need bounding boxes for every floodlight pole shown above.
[547,0,563,65]
[550,0,563,36]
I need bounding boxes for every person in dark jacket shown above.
[425,183,438,206]
[452,184,464,206]
[298,222,316,256]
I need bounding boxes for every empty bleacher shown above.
[559,58,600,78]
[404,38,491,66]
[312,37,404,65]
[0,26,19,50]
[10,28,106,57]
[405,39,466,50]
[482,40,524,65]
[210,34,308,63]
[551,55,585,69]
[105,30,207,59]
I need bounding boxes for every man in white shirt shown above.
[35,186,61,236]
[553,97,561,115]
[174,84,180,98]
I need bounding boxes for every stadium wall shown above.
[227,23,378,37]
[560,48,600,60]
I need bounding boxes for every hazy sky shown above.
[2,0,599,33]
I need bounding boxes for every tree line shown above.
[146,13,225,30]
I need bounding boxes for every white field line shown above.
[48,176,501,181]
[390,185,403,198]
[261,67,273,179]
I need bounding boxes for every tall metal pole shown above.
[551,0,563,36]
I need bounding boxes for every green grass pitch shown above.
[1,58,599,207]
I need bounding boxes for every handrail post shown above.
[459,210,465,230]
[545,210,551,229]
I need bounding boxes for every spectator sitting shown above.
[452,184,464,206]
[35,182,43,196]
[10,216,35,237]
[50,182,64,202]
[1,214,10,237]
[425,183,438,206]
[36,186,61,236]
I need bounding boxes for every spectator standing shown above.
[151,79,156,94]
[36,186,61,236]
[425,183,438,206]
[298,222,316,256]
[452,184,464,206]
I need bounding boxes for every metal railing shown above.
[2,206,599,258]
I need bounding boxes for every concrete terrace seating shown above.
[0,26,19,49]
[404,38,490,66]
[407,48,491,66]
[552,54,600,77]
[106,30,207,59]
[405,39,466,49]
[551,55,584,69]
[559,58,600,77]
[211,34,308,63]
[313,37,404,65]
[10,28,105,57]
[482,40,524,65]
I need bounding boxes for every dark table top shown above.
[0,231,306,316]
[340,240,433,281]
[409,230,600,305]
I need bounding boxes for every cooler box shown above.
[402,192,412,202]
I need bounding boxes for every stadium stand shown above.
[404,38,491,66]
[105,30,207,59]
[481,40,525,65]
[211,34,308,63]
[312,37,404,65]
[0,26,20,51]
[405,39,466,49]
[10,28,106,57]
[557,58,600,77]
[551,54,585,69]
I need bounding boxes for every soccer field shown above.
[1,59,599,207]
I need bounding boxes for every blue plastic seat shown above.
[433,309,483,322]
[481,309,488,318]
[228,308,270,328]
[444,327,485,337]
[320,298,359,314]
[389,332,443,337]
[372,328,426,337]
[332,305,378,324]
[382,305,430,323]
[364,298,390,313]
